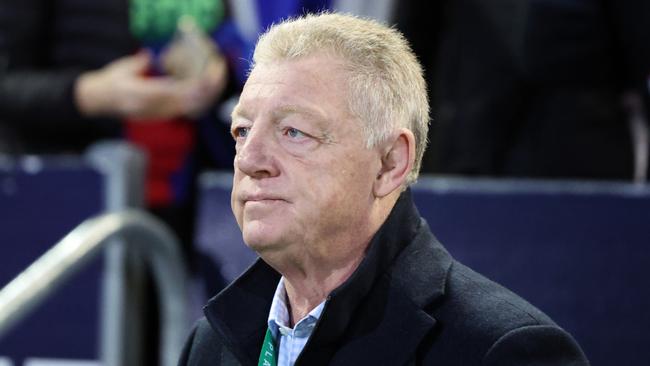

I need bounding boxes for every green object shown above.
[130,0,224,42]
[258,327,278,366]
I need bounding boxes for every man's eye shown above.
[234,127,250,139]
[285,127,306,139]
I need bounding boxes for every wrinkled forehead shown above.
[234,55,354,121]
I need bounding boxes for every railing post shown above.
[86,141,147,366]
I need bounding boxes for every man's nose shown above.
[235,127,280,179]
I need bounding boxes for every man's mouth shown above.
[242,194,287,204]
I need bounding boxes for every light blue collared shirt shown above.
[267,277,326,366]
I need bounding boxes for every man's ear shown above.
[373,128,416,197]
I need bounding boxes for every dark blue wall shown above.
[0,158,104,362]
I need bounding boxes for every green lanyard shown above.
[258,327,278,366]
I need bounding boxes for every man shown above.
[179,13,589,366]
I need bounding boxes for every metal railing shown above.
[0,209,189,366]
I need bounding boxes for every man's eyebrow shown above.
[231,104,248,121]
[231,104,325,122]
[273,105,329,127]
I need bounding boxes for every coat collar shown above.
[204,190,453,366]
[204,259,279,366]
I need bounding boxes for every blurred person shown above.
[179,13,589,366]
[395,0,650,180]
[0,0,240,363]
[0,0,227,154]
[0,0,245,257]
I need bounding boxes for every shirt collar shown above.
[267,277,326,339]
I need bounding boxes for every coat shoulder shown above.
[442,261,556,331]
[419,261,588,365]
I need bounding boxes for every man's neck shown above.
[280,252,366,327]
[269,193,400,327]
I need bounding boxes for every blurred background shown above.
[0,0,648,365]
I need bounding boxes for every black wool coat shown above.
[179,192,589,365]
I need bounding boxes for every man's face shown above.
[230,55,381,264]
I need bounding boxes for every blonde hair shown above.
[252,12,429,184]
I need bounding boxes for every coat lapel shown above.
[327,279,438,366]
[324,220,452,366]
[296,196,453,366]
[203,260,280,366]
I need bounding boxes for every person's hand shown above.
[75,50,227,119]
[160,27,229,118]
[173,47,228,119]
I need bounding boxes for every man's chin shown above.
[242,232,282,253]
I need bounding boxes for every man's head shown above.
[230,13,429,269]
[253,13,429,183]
